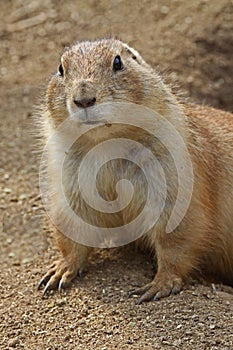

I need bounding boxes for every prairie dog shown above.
[38,38,233,303]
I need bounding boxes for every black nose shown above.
[73,97,96,108]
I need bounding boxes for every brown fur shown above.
[38,38,233,302]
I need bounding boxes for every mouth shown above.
[82,119,102,125]
[68,105,109,124]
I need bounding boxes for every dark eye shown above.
[58,64,64,77]
[113,55,123,72]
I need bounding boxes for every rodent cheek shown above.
[127,73,146,103]
[110,72,145,104]
[47,77,68,123]
[66,93,76,114]
[63,82,77,110]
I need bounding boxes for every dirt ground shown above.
[1,1,233,349]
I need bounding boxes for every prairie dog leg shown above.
[38,229,92,293]
[130,229,203,303]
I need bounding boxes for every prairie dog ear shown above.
[123,43,147,65]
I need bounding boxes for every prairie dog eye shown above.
[113,55,123,72]
[58,63,64,77]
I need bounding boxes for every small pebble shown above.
[8,337,19,348]
[160,5,169,14]
[56,299,66,306]
[4,188,12,193]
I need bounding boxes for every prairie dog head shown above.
[45,38,171,127]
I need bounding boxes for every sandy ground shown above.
[1,1,233,349]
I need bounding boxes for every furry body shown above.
[38,38,233,302]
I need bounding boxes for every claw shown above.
[128,275,183,303]
[129,284,154,304]
[153,291,163,301]
[38,264,57,290]
[38,275,51,290]
[128,289,138,298]
[171,284,182,295]
[58,280,67,293]
[38,278,45,290]
[38,258,85,295]
[137,296,144,305]
[138,289,157,304]
[78,269,84,279]
[43,282,51,295]
[129,284,152,297]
